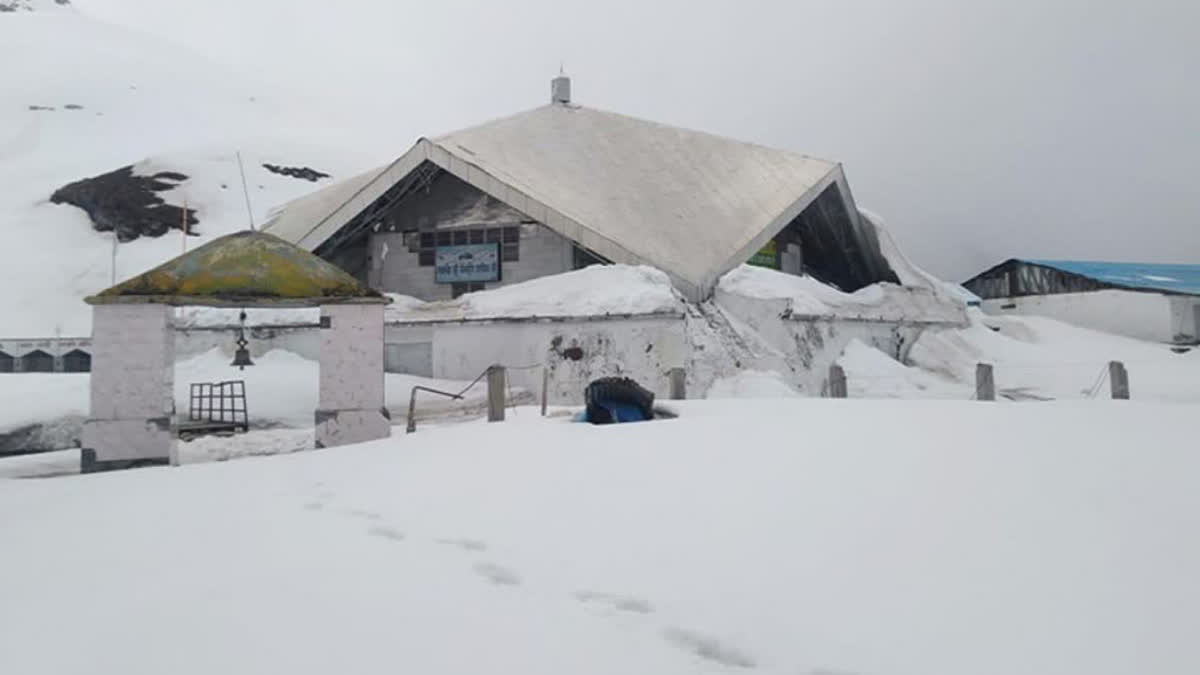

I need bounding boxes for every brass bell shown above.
[231,310,254,370]
[231,345,254,369]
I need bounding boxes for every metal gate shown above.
[183,380,249,438]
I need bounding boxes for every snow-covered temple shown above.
[264,75,903,303]
[257,75,967,400]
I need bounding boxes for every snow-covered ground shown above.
[2,398,1197,675]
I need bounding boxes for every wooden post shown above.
[487,365,506,422]
[540,366,549,417]
[975,363,996,401]
[668,367,687,400]
[828,365,847,399]
[1109,361,1130,400]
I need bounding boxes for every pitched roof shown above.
[1023,260,1200,296]
[86,230,387,307]
[263,103,861,301]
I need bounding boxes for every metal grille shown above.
[188,380,249,432]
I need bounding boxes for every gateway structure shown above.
[264,75,900,303]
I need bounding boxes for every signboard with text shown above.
[435,243,500,283]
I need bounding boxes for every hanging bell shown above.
[231,310,254,370]
[231,344,254,369]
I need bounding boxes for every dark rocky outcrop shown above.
[51,165,198,242]
[263,163,330,182]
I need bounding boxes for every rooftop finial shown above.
[551,69,571,105]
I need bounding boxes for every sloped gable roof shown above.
[264,103,857,300]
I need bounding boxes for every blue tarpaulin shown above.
[1024,260,1200,296]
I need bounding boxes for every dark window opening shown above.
[21,350,54,373]
[62,349,91,373]
[415,226,520,267]
[573,245,611,269]
[0,351,13,373]
[451,282,486,298]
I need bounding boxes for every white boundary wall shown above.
[389,315,688,404]
[981,290,1200,344]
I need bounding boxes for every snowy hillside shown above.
[3,399,1197,675]
[0,5,378,335]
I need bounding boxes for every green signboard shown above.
[748,240,779,269]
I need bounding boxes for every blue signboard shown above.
[435,243,500,283]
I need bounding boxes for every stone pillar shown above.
[316,303,390,448]
[81,304,175,473]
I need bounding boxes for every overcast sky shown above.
[79,0,1198,280]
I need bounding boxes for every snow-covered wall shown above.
[980,290,1181,344]
[390,315,687,405]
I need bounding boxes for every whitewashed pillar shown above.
[81,303,175,472]
[316,303,390,448]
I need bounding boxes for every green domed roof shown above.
[86,230,387,307]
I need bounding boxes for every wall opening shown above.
[21,350,54,373]
[758,182,898,292]
[62,349,92,373]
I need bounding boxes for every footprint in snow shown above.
[436,537,489,552]
[662,627,756,669]
[367,524,406,542]
[574,591,654,614]
[473,562,521,586]
[345,508,383,521]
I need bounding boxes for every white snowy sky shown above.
[73,0,1199,281]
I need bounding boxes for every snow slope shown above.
[911,309,1200,402]
[719,263,966,324]
[2,399,1197,675]
[0,7,376,336]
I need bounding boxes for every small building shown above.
[263,75,902,303]
[963,259,1200,345]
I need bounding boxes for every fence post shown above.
[975,363,996,401]
[668,367,687,400]
[540,366,549,417]
[828,365,847,399]
[1109,361,1130,400]
[487,365,507,422]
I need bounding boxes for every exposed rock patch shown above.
[1,0,71,12]
[262,163,330,182]
[51,165,198,242]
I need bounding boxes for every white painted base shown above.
[81,418,176,465]
[315,408,390,448]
